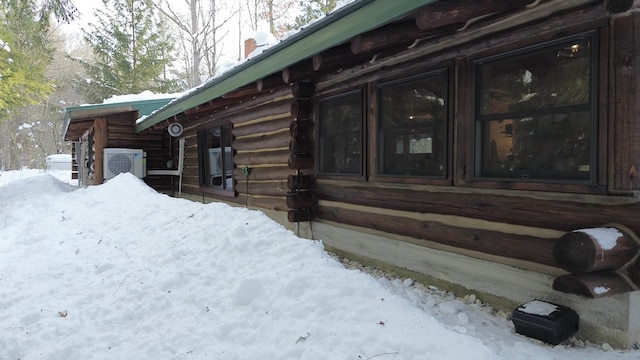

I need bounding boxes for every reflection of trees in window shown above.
[378,70,447,177]
[318,91,362,175]
[477,33,595,181]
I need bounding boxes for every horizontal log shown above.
[233,149,290,166]
[289,137,314,153]
[415,0,536,31]
[257,74,287,92]
[282,61,315,84]
[286,190,316,209]
[607,0,635,13]
[235,180,288,197]
[232,116,291,138]
[553,224,639,273]
[288,174,315,191]
[227,100,291,126]
[233,130,290,151]
[316,205,557,267]
[292,82,315,98]
[232,165,293,181]
[288,152,314,170]
[552,271,634,298]
[314,184,640,235]
[288,208,316,223]
[291,100,313,119]
[351,20,432,55]
[246,196,288,212]
[313,43,374,72]
[290,120,314,138]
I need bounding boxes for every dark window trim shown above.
[197,122,236,197]
[469,31,603,192]
[316,87,367,181]
[371,67,453,186]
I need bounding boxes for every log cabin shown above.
[71,0,640,348]
[63,96,177,189]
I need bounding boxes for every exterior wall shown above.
[162,1,640,348]
[177,86,297,209]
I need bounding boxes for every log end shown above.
[553,272,633,298]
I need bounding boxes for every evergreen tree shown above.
[290,0,337,30]
[79,0,179,103]
[0,0,55,119]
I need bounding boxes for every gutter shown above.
[135,0,440,133]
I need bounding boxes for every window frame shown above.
[316,88,367,181]
[467,30,607,193]
[372,67,453,186]
[197,122,236,197]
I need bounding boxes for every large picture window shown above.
[378,70,448,178]
[475,33,597,181]
[318,91,363,175]
[198,124,234,193]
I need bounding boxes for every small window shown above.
[318,91,363,175]
[198,124,234,192]
[378,70,448,178]
[475,33,596,181]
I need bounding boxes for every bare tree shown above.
[153,0,237,88]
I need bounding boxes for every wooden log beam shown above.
[233,130,290,151]
[227,101,291,126]
[613,13,640,191]
[288,208,316,222]
[553,224,639,273]
[222,83,261,99]
[233,149,290,166]
[235,180,288,197]
[288,152,314,170]
[316,205,557,266]
[286,190,316,209]
[290,120,314,138]
[291,100,313,119]
[315,183,640,235]
[232,116,291,138]
[288,174,315,191]
[313,43,374,71]
[282,60,315,83]
[257,74,286,92]
[232,165,293,181]
[292,82,315,98]
[606,0,635,13]
[415,0,536,31]
[552,271,634,298]
[93,117,107,185]
[351,20,434,55]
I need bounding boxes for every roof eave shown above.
[135,0,439,133]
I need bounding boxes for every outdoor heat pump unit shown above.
[103,148,145,180]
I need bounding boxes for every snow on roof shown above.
[101,90,183,105]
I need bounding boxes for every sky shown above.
[0,168,639,359]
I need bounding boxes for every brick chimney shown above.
[244,38,257,59]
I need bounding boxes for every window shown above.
[475,33,597,181]
[318,91,363,175]
[378,70,448,178]
[198,124,234,193]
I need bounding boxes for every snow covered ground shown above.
[0,169,638,359]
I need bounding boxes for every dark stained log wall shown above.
[613,12,640,191]
[309,1,640,278]
[172,85,296,210]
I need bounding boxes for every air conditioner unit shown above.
[104,148,145,180]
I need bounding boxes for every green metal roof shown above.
[135,0,439,133]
